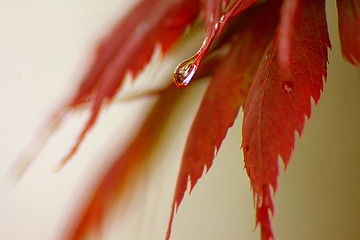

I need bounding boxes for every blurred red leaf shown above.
[57,0,201,168]
[242,0,330,239]
[62,85,182,240]
[337,0,360,65]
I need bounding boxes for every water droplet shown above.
[173,54,199,89]
[283,81,294,93]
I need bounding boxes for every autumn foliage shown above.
[14,0,360,240]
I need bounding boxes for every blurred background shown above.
[0,1,359,240]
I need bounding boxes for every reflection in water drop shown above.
[283,81,294,93]
[173,54,199,89]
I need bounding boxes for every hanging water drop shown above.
[173,54,199,89]
[173,35,212,89]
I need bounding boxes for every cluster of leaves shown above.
[16,0,360,239]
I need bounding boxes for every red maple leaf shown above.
[242,1,330,238]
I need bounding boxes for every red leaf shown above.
[166,2,279,239]
[57,0,201,168]
[242,0,330,239]
[62,85,183,240]
[337,0,360,65]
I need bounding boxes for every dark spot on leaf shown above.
[244,145,250,153]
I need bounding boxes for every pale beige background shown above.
[0,1,359,240]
